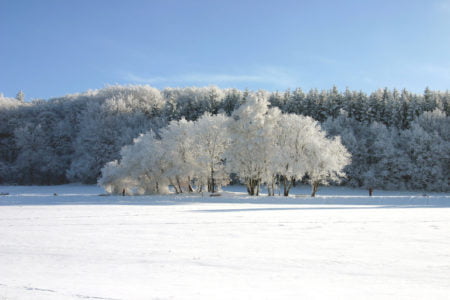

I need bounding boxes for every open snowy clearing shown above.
[0,185,449,300]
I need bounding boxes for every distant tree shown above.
[284,88,305,114]
[221,88,244,116]
[15,90,25,102]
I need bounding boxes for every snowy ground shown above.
[0,185,449,300]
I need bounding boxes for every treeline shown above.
[0,85,449,191]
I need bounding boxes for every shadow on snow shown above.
[0,193,449,209]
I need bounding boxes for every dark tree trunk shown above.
[170,179,180,194]
[311,181,319,197]
[256,180,260,196]
[282,176,293,196]
[176,176,183,194]
[246,178,258,196]
[188,176,194,192]
[210,167,215,193]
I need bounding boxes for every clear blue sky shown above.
[1,0,450,100]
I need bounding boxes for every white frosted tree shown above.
[121,131,170,194]
[225,93,279,195]
[160,118,199,193]
[225,93,351,197]
[273,114,323,196]
[192,113,230,193]
[98,160,132,195]
[98,130,172,195]
[99,114,232,195]
[306,135,351,197]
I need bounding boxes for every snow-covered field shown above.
[1,185,449,300]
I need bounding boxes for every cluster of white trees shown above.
[1,85,448,191]
[99,93,351,196]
